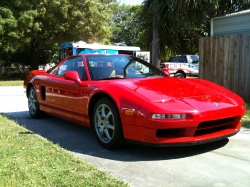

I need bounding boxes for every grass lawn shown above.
[0,80,23,86]
[242,103,250,128]
[0,114,128,187]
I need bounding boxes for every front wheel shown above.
[92,98,125,149]
[28,86,44,118]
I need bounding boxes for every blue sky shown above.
[118,0,144,5]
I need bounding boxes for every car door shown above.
[46,56,89,125]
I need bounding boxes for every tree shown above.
[0,0,116,69]
[0,7,19,54]
[110,4,142,46]
[141,0,250,66]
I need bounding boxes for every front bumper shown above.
[122,119,241,145]
[122,104,244,145]
[125,130,238,147]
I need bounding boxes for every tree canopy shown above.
[0,0,116,69]
[110,4,142,46]
[140,0,250,65]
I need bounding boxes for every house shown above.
[211,9,250,36]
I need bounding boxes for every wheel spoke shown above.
[29,103,35,111]
[30,90,34,99]
[28,94,36,113]
[105,121,114,130]
[101,105,106,117]
[96,110,102,120]
[105,111,112,120]
[98,126,105,138]
[103,129,111,140]
[96,120,102,128]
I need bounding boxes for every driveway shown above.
[1,86,250,187]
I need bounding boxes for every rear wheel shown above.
[92,98,125,149]
[175,72,185,78]
[28,87,44,118]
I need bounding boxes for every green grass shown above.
[0,114,129,187]
[242,103,250,128]
[0,80,23,86]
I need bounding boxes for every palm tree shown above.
[141,0,250,66]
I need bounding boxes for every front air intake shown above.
[194,117,238,136]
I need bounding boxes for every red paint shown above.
[24,54,246,146]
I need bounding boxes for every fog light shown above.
[152,114,187,119]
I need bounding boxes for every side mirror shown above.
[64,71,80,82]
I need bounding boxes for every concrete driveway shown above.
[1,86,250,187]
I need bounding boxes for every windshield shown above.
[77,48,118,55]
[86,55,166,80]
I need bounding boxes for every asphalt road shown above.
[1,86,250,187]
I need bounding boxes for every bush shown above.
[0,67,30,80]
[0,73,27,80]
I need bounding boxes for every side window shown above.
[54,56,87,80]
[169,57,178,62]
[57,59,72,76]
[178,56,187,63]
[133,61,149,74]
[126,60,149,78]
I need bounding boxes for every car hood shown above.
[116,78,239,110]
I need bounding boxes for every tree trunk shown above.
[152,26,160,67]
[31,38,39,70]
[152,1,160,68]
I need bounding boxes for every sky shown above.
[118,0,144,5]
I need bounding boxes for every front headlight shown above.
[152,114,188,120]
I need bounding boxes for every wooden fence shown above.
[199,34,250,102]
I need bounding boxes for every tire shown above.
[28,86,44,118]
[92,98,125,149]
[175,72,185,78]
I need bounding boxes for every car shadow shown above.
[3,111,230,162]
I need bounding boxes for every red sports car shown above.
[24,54,246,149]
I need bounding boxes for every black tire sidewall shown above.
[175,73,185,78]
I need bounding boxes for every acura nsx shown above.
[24,54,246,149]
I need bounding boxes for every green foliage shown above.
[140,0,250,60]
[0,0,116,69]
[110,4,143,47]
[242,103,250,128]
[0,7,19,52]
[0,72,27,81]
